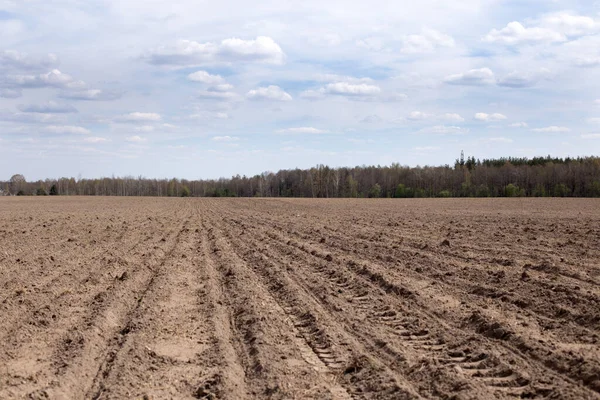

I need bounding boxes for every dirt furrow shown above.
[201,204,365,399]
[226,205,600,396]
[222,209,596,399]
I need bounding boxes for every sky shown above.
[1,0,600,180]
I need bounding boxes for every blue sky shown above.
[1,0,600,180]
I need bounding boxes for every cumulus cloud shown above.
[126,135,147,143]
[45,125,90,135]
[197,89,240,101]
[483,22,566,45]
[444,68,495,86]
[0,88,22,98]
[540,12,600,37]
[58,88,122,101]
[360,115,383,123]
[2,69,84,89]
[474,112,507,121]
[574,57,600,67]
[407,111,432,121]
[323,82,381,96]
[276,127,329,134]
[17,101,77,113]
[84,136,108,143]
[0,111,64,124]
[246,85,292,101]
[210,84,234,92]
[212,136,239,141]
[531,126,570,132]
[401,28,455,53]
[144,36,285,66]
[187,70,224,84]
[0,50,59,71]
[497,71,538,88]
[441,113,465,122]
[417,125,469,135]
[116,112,162,122]
[135,125,155,132]
[510,122,528,128]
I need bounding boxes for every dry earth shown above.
[0,197,599,399]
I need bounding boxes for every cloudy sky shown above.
[1,0,600,180]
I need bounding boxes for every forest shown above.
[2,154,600,198]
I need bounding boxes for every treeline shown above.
[2,155,600,198]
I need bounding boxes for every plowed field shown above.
[1,197,599,399]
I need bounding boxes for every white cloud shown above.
[210,84,234,92]
[360,115,383,123]
[414,146,440,151]
[444,68,495,86]
[474,112,507,121]
[573,57,600,67]
[323,82,381,96]
[126,135,147,143]
[187,70,224,84]
[2,69,84,89]
[246,85,292,101]
[595,99,600,105]
[541,12,600,37]
[135,125,155,132]
[45,125,90,135]
[483,21,566,45]
[0,88,22,98]
[441,113,465,122]
[418,125,469,134]
[401,28,455,53]
[0,50,58,71]
[145,36,285,66]
[84,136,108,143]
[212,136,239,141]
[408,111,464,122]
[407,111,432,120]
[498,71,538,88]
[17,101,77,113]
[531,126,570,132]
[581,133,600,139]
[510,122,528,128]
[586,118,600,124]
[276,127,329,134]
[0,111,64,124]
[197,90,240,101]
[58,88,122,101]
[116,112,162,122]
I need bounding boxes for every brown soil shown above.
[0,197,599,399]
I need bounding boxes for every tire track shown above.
[204,206,422,399]
[223,209,592,399]
[227,206,600,398]
[202,204,361,399]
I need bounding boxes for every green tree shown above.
[36,187,48,196]
[394,184,407,198]
[476,185,490,197]
[369,183,382,198]
[49,184,58,196]
[553,183,569,197]
[505,183,519,197]
[180,185,191,197]
[533,183,546,197]
[438,190,451,198]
